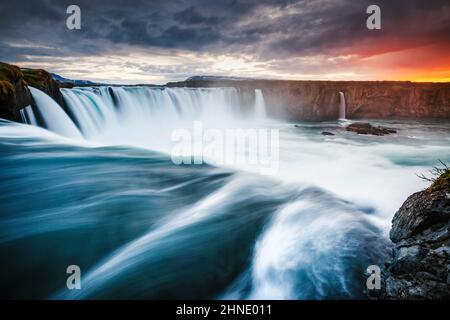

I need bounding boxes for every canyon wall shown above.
[168,79,450,121]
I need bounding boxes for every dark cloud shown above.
[0,0,448,80]
[174,6,220,25]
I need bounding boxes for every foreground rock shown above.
[386,169,450,299]
[346,122,397,136]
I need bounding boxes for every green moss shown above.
[429,169,450,193]
[0,62,23,86]
[21,68,51,90]
[0,80,15,96]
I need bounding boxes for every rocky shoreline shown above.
[385,168,450,299]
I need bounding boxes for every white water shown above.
[254,89,267,119]
[20,86,450,217]
[19,106,37,126]
[339,91,346,120]
[28,87,83,139]
[61,86,262,136]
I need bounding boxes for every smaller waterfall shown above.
[339,91,346,120]
[28,87,83,139]
[254,89,267,119]
[20,106,38,126]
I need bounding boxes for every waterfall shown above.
[339,91,346,120]
[22,86,268,147]
[60,87,265,138]
[28,87,83,139]
[19,106,38,126]
[254,89,267,119]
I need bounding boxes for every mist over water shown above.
[0,86,449,299]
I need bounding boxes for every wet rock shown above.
[321,131,334,136]
[346,122,397,136]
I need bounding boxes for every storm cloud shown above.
[0,0,448,83]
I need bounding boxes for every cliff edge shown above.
[0,62,66,122]
[386,166,450,299]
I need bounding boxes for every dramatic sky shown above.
[1,0,449,84]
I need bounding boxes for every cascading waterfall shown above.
[339,91,346,120]
[25,86,268,142]
[19,106,38,126]
[254,89,267,119]
[28,87,83,139]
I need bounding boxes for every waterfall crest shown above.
[28,87,83,139]
[23,86,268,143]
[254,89,267,119]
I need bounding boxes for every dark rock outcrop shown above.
[0,62,69,122]
[21,68,67,110]
[168,79,450,121]
[0,62,34,121]
[386,171,450,299]
[346,122,397,136]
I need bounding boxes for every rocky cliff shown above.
[386,168,450,299]
[0,62,67,122]
[0,62,34,121]
[168,79,450,121]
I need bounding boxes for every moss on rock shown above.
[0,62,34,121]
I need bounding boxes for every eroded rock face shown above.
[386,180,450,299]
[0,62,34,121]
[0,62,68,122]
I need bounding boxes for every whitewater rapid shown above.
[0,85,449,299]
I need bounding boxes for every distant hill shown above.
[51,73,99,85]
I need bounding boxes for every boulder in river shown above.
[346,122,397,136]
